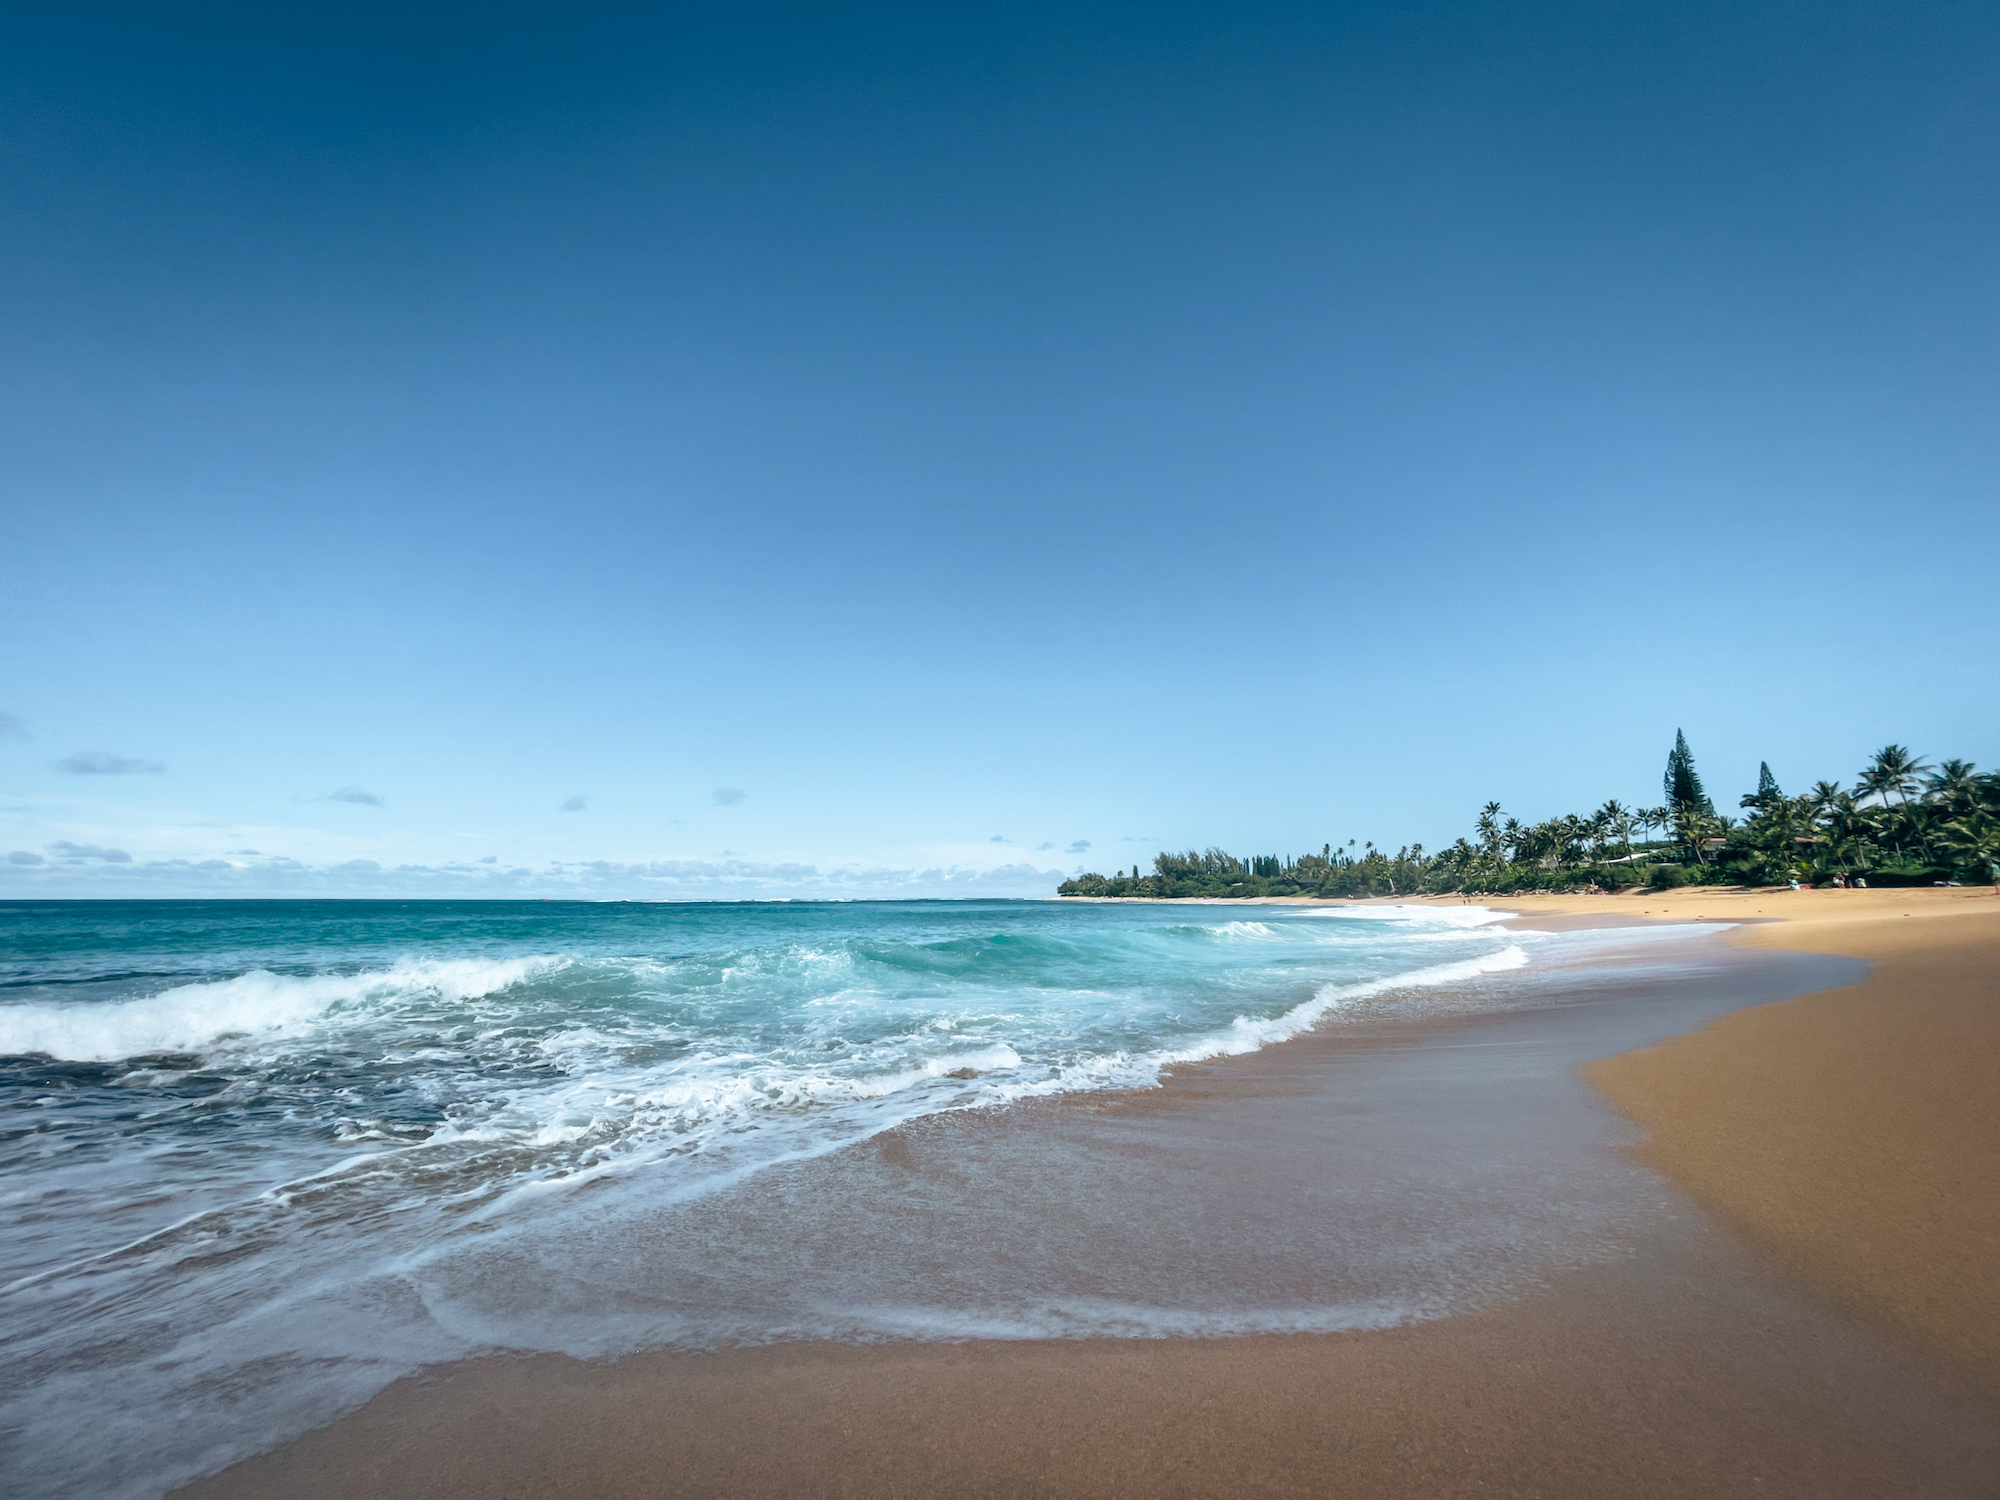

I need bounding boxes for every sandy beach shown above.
[177,887,2000,1499]
[1574,885,2000,1395]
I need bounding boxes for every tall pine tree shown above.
[1664,730,1715,817]
[1742,760,1783,811]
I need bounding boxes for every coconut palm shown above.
[1858,745,1931,806]
[1940,812,2000,886]
[1633,805,1667,849]
[1595,799,1635,858]
[1925,759,1979,813]
[1976,771,2000,814]
[1676,808,1723,866]
[1815,785,1872,863]
[1475,802,1504,862]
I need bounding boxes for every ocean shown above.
[1,896,1796,1499]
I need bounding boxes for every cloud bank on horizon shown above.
[0,705,1082,894]
[0,849,1071,900]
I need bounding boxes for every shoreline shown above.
[175,890,2000,1498]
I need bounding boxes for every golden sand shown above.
[1555,884,2000,1393]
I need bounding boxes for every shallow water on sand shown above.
[0,899,1856,1499]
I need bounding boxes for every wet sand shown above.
[176,890,2000,1499]
[178,1208,1998,1499]
[1571,885,2000,1395]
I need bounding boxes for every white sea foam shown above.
[1205,919,1282,940]
[1299,902,1511,927]
[809,1295,1426,1343]
[1147,944,1532,1067]
[0,955,562,1061]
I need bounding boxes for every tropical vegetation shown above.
[1057,736,2000,899]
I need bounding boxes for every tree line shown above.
[1056,735,2000,899]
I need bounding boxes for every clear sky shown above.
[3,1,1996,898]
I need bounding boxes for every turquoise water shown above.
[0,898,1523,1283]
[1,896,1536,1497]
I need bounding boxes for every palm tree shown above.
[1595,799,1635,858]
[1677,808,1722,866]
[1893,798,1945,867]
[1940,812,2000,887]
[1850,796,1903,864]
[1859,745,1931,806]
[1475,803,1504,862]
[1634,806,1666,849]
[1559,813,1593,867]
[1925,759,1979,813]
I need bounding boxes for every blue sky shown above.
[3,1,1996,898]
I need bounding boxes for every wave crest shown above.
[0,955,563,1061]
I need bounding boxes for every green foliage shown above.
[1054,737,2000,901]
[1665,730,1715,820]
[1059,843,1427,900]
[1591,864,1651,891]
[1154,848,1244,879]
[1857,745,1930,807]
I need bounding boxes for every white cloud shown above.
[47,840,133,862]
[1066,839,1092,853]
[329,786,386,806]
[711,786,746,806]
[560,795,590,812]
[59,751,164,775]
